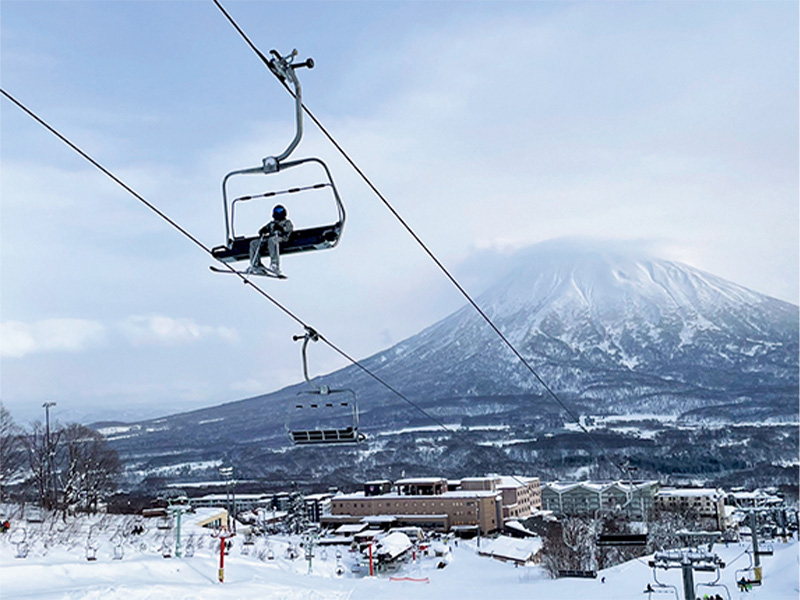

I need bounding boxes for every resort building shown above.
[326,475,541,534]
[655,487,726,530]
[541,480,659,520]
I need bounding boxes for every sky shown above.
[1,0,798,426]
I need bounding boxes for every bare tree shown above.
[58,424,121,514]
[21,421,120,514]
[22,421,53,509]
[595,514,649,570]
[0,405,26,503]
[540,517,595,577]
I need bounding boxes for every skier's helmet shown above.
[273,204,287,220]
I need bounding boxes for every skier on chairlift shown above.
[248,204,293,276]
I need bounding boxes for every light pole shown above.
[219,466,235,532]
[42,402,57,510]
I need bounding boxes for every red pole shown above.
[219,536,226,582]
[368,542,374,577]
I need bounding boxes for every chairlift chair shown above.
[596,533,648,547]
[734,551,762,587]
[286,327,366,445]
[695,565,732,600]
[211,50,345,268]
[646,569,680,600]
[756,540,774,556]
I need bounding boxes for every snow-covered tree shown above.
[58,424,121,514]
[0,405,25,503]
[284,487,309,534]
[22,421,58,510]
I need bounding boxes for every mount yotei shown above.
[100,240,799,492]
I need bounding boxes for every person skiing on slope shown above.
[248,204,293,276]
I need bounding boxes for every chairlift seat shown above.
[212,224,342,263]
[289,426,362,445]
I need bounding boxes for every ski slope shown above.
[0,513,797,599]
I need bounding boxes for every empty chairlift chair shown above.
[289,389,363,445]
[286,328,366,445]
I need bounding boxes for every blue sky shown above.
[1,0,798,425]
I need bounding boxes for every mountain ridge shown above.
[99,240,799,490]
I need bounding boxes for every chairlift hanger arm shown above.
[267,49,313,166]
[219,49,317,246]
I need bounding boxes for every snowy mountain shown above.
[100,240,799,491]
[354,239,798,414]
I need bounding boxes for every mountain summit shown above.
[351,239,798,414]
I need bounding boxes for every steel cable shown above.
[0,87,453,434]
[212,1,624,475]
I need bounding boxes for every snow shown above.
[1,512,798,599]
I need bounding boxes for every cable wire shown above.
[212,1,624,475]
[0,87,453,435]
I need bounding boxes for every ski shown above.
[209,265,287,279]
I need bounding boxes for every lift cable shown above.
[0,87,453,435]
[212,1,624,476]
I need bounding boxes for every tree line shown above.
[0,405,120,515]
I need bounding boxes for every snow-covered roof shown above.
[336,490,498,500]
[374,532,413,560]
[545,480,658,494]
[395,477,447,485]
[505,520,537,537]
[304,493,333,501]
[497,476,536,489]
[335,523,368,535]
[478,535,542,562]
[191,493,270,502]
[188,507,228,530]
[362,515,397,524]
[658,488,721,498]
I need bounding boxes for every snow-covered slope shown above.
[2,511,798,599]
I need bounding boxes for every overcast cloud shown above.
[1,1,797,425]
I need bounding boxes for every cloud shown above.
[117,315,237,347]
[0,319,107,358]
[1,315,238,358]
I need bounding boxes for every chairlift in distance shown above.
[211,49,345,269]
[645,570,680,600]
[286,327,366,445]
[596,533,648,547]
[694,563,732,600]
[755,539,774,556]
[734,550,762,587]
